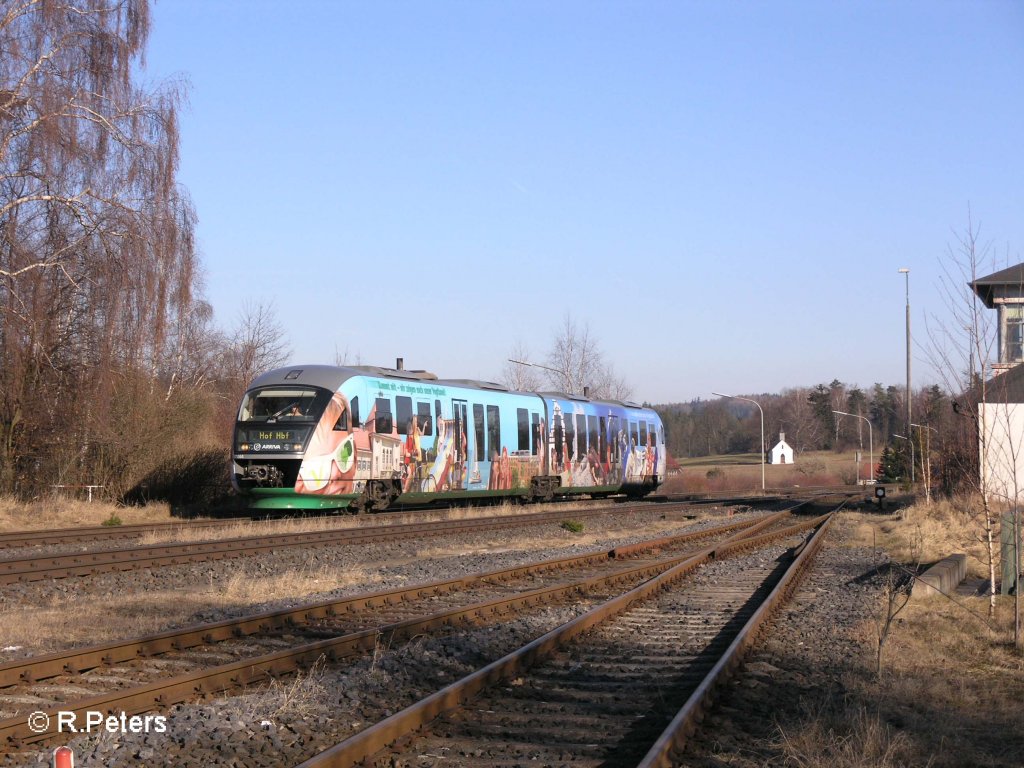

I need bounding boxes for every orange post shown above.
[53,747,73,768]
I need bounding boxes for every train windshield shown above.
[237,387,331,424]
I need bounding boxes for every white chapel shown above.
[769,432,795,465]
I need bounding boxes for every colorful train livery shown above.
[232,364,665,511]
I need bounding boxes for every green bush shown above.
[561,520,584,533]
[101,512,123,526]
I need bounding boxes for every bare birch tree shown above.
[543,314,632,400]
[927,211,1007,617]
[0,0,201,496]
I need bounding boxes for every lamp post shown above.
[893,434,915,485]
[712,392,765,492]
[833,410,873,484]
[899,267,912,436]
[508,358,569,393]
[911,423,938,504]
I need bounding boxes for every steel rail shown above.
[0,512,797,748]
[292,510,834,767]
[0,513,779,689]
[0,518,251,549]
[0,496,680,551]
[0,489,807,552]
[637,510,837,767]
[0,502,697,584]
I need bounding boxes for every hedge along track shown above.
[294,508,839,768]
[0,511,798,750]
[0,500,727,584]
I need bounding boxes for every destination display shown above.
[236,427,311,453]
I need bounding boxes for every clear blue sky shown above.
[144,1,1023,404]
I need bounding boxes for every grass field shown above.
[664,450,866,494]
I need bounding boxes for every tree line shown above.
[0,1,287,502]
[655,380,969,488]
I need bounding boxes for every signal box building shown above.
[971,263,1024,372]
[970,263,1024,498]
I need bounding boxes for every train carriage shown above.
[232,364,665,511]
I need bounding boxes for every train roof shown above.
[247,365,656,415]
[247,364,438,392]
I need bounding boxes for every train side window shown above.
[417,402,432,435]
[531,413,540,455]
[640,422,648,446]
[554,416,564,462]
[487,405,501,459]
[609,415,620,459]
[630,421,639,446]
[375,397,393,433]
[587,415,598,456]
[396,396,412,435]
[351,396,360,427]
[333,408,349,431]
[517,408,529,451]
[565,413,575,460]
[576,414,587,452]
[473,404,485,459]
[599,416,606,459]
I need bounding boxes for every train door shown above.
[452,399,468,489]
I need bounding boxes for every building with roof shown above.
[971,263,1024,372]
[769,432,794,465]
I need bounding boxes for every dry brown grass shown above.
[843,496,997,577]
[778,510,1024,767]
[0,557,378,655]
[776,704,920,768]
[663,450,853,495]
[231,655,330,723]
[0,495,177,531]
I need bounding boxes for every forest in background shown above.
[653,380,977,491]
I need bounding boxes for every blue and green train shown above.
[232,364,665,511]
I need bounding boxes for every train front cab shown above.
[232,381,351,510]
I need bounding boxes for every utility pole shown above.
[899,267,912,480]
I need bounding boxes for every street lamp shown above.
[893,434,915,484]
[508,358,571,393]
[899,267,912,435]
[833,410,873,484]
[712,392,765,492]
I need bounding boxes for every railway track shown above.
[0,511,800,751]
[0,502,708,585]
[294,509,835,767]
[0,485,849,553]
